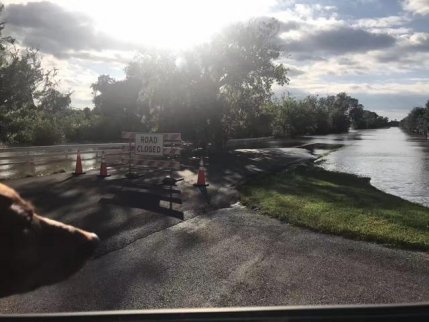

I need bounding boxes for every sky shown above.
[1,0,429,120]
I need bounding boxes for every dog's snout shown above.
[82,231,100,246]
[87,232,100,243]
[0,183,100,297]
[37,215,99,256]
[78,231,100,256]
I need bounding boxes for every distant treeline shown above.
[400,100,429,136]
[268,94,390,137]
[0,8,391,147]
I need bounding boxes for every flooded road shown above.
[1,127,428,207]
[311,127,429,207]
[0,143,126,180]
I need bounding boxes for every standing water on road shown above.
[312,127,429,207]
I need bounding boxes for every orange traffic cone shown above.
[72,150,85,175]
[194,157,209,187]
[98,151,110,178]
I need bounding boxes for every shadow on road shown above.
[4,147,313,261]
[100,190,184,220]
[197,186,211,205]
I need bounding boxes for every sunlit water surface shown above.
[309,127,429,207]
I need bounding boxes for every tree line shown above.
[268,94,390,137]
[1,9,391,148]
[400,100,429,136]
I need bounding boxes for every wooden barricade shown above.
[97,132,184,213]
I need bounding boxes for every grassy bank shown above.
[239,166,429,251]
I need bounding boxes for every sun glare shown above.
[59,0,275,49]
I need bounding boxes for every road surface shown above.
[0,148,428,312]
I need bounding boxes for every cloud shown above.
[2,1,133,108]
[281,25,396,56]
[279,20,300,32]
[402,0,429,15]
[286,66,305,76]
[373,32,429,64]
[58,50,134,65]
[243,2,428,119]
[4,1,133,57]
[2,0,427,118]
[355,92,429,119]
[409,32,429,50]
[354,15,410,29]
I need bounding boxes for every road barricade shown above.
[97,132,185,214]
[117,132,182,176]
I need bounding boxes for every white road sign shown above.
[135,133,164,156]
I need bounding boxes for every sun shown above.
[59,0,275,50]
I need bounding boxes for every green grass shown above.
[239,166,429,251]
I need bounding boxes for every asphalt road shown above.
[0,148,428,312]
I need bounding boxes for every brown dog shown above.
[0,183,99,297]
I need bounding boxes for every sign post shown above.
[128,136,133,177]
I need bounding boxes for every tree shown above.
[0,7,77,145]
[327,93,352,133]
[39,87,71,114]
[0,4,14,63]
[209,18,288,139]
[116,18,289,148]
[90,74,148,140]
[270,92,389,137]
[271,96,317,136]
[349,105,364,128]
[91,74,116,113]
[401,106,428,135]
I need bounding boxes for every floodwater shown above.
[0,150,99,180]
[1,127,428,207]
[310,127,429,207]
[0,144,125,180]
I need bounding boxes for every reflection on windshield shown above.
[0,0,428,314]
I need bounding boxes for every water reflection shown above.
[0,152,99,179]
[314,127,429,207]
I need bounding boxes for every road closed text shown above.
[136,145,162,154]
[135,134,164,156]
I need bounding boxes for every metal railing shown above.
[0,143,128,180]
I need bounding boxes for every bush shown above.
[31,118,64,145]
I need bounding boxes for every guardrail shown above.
[0,143,129,180]
[0,139,187,180]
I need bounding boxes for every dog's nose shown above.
[86,232,100,248]
[87,232,100,243]
[78,231,100,257]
